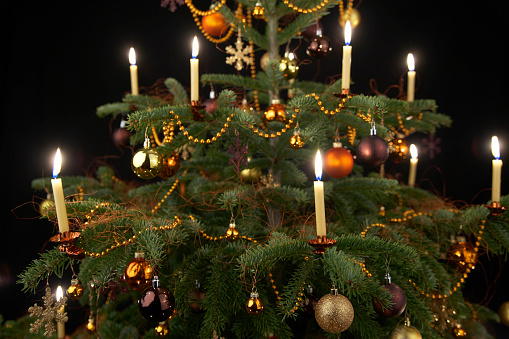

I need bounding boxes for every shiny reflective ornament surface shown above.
[372,275,407,318]
[201,12,229,37]
[132,138,163,179]
[113,127,131,148]
[356,135,390,167]
[279,54,299,79]
[498,301,509,327]
[138,276,175,322]
[158,152,181,179]
[264,101,287,123]
[155,321,170,337]
[245,292,264,315]
[225,222,240,241]
[390,323,422,339]
[67,277,84,300]
[252,2,265,20]
[86,317,95,332]
[315,288,354,333]
[240,167,261,182]
[289,132,304,149]
[124,252,154,292]
[452,324,467,338]
[306,35,332,58]
[389,137,409,163]
[323,143,354,178]
[447,241,477,271]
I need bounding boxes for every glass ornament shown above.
[132,138,163,179]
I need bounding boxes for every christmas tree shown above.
[6,0,509,338]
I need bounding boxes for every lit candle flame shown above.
[492,136,500,159]
[53,148,62,179]
[315,150,323,181]
[56,286,63,301]
[407,53,415,71]
[192,36,199,58]
[344,21,351,46]
[410,144,418,159]
[129,47,136,65]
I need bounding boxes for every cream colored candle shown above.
[492,136,503,202]
[190,36,199,102]
[129,47,139,95]
[56,286,65,339]
[408,144,418,187]
[407,53,416,102]
[341,21,352,90]
[314,150,326,237]
[51,149,69,233]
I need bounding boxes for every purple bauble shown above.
[356,135,389,167]
[306,35,332,58]
[372,283,407,318]
[138,281,175,322]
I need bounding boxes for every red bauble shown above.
[356,135,389,167]
[201,12,229,37]
[323,143,354,179]
[372,283,407,318]
[138,277,175,322]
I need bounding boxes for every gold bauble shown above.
[260,52,281,72]
[315,290,354,333]
[86,318,96,332]
[132,139,163,179]
[264,102,288,123]
[225,223,240,241]
[39,199,54,216]
[390,324,422,339]
[389,137,409,163]
[279,54,299,79]
[499,301,509,327]
[240,167,261,182]
[245,292,264,315]
[339,8,361,28]
[452,324,467,338]
[124,252,154,291]
[289,133,304,149]
[447,240,477,271]
[252,2,265,20]
[67,278,84,300]
[155,321,170,337]
[158,152,181,179]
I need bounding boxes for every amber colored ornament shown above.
[201,12,229,37]
[86,317,95,332]
[306,35,332,58]
[315,288,354,333]
[289,132,304,149]
[252,2,265,20]
[372,274,407,318]
[356,135,389,167]
[264,101,288,123]
[225,222,240,241]
[67,277,84,300]
[245,292,264,315]
[323,142,354,179]
[389,137,409,163]
[452,324,467,338]
[447,240,477,271]
[132,138,163,179]
[390,320,422,339]
[138,276,175,322]
[339,8,361,28]
[124,252,154,292]
[158,152,181,179]
[279,54,299,79]
[499,301,509,327]
[302,21,323,40]
[240,167,261,182]
[155,321,170,337]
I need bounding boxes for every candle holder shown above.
[485,201,507,216]
[50,231,84,259]
[307,235,337,254]
[190,100,205,121]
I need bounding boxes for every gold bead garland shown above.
[176,112,235,144]
[283,0,329,14]
[151,180,180,213]
[191,11,236,44]
[184,0,227,17]
[307,93,349,115]
[338,0,354,24]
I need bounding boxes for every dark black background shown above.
[3,0,509,336]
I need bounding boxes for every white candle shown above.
[408,144,418,187]
[341,21,352,91]
[51,149,69,233]
[190,36,200,102]
[407,53,416,102]
[492,136,503,202]
[314,150,326,237]
[129,47,139,95]
[56,286,65,339]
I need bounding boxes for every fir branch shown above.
[164,77,188,104]
[17,248,70,293]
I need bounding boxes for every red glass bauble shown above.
[138,278,175,322]
[201,12,229,37]
[372,283,407,318]
[323,145,354,179]
[306,35,332,58]
[356,135,389,167]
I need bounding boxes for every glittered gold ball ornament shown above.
[315,288,354,333]
[289,131,304,149]
[124,252,154,292]
[201,12,229,37]
[339,8,361,28]
[132,138,163,179]
[245,291,264,315]
[390,319,422,339]
[155,321,169,337]
[389,137,409,163]
[323,142,354,179]
[67,277,84,300]
[252,1,265,20]
[447,238,477,271]
[138,276,175,323]
[158,152,181,179]
[264,100,288,123]
[498,301,509,327]
[279,53,299,79]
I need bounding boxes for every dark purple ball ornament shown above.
[356,125,389,167]
[372,274,407,318]
[138,276,175,322]
[306,35,332,58]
